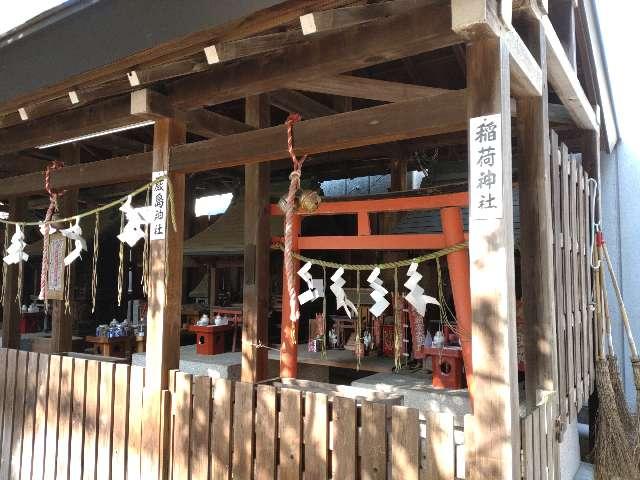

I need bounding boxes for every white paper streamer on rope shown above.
[39,223,57,236]
[117,195,155,247]
[366,267,390,317]
[3,225,29,265]
[60,218,87,266]
[330,267,357,318]
[297,261,324,305]
[404,262,439,316]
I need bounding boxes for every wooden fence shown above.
[549,131,596,423]
[0,348,474,480]
[520,395,557,480]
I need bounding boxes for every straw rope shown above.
[272,241,468,271]
[91,212,100,313]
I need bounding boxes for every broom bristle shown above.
[595,359,640,480]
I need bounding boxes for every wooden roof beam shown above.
[452,0,543,97]
[284,75,451,103]
[0,89,466,197]
[269,90,336,118]
[299,0,436,35]
[166,2,460,110]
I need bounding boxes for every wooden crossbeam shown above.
[166,2,460,110]
[0,90,466,197]
[285,75,450,102]
[131,89,252,138]
[205,30,304,64]
[270,90,336,118]
[299,0,435,35]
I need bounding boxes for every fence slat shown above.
[70,358,87,480]
[539,404,548,480]
[532,408,541,480]
[425,411,455,480]
[0,348,7,453]
[43,354,61,480]
[463,415,476,480]
[332,396,357,480]
[255,385,277,480]
[96,362,115,480]
[173,371,193,479]
[569,155,583,408]
[112,364,130,479]
[140,388,162,480]
[211,378,234,480]
[279,388,302,480]
[9,350,27,480]
[547,400,557,480]
[20,352,40,480]
[522,413,534,480]
[361,401,386,480]
[586,178,595,393]
[560,146,576,421]
[304,391,329,480]
[391,406,419,480]
[191,375,212,480]
[83,360,101,480]
[31,353,50,480]
[126,365,144,480]
[1,348,18,479]
[231,381,255,480]
[550,135,567,421]
[55,356,75,480]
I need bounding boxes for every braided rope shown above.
[272,241,468,271]
[91,213,100,313]
[0,175,173,227]
[39,160,65,303]
[283,113,307,344]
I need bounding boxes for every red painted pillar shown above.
[441,206,474,401]
[280,215,301,378]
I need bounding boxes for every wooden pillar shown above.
[280,215,301,378]
[145,118,186,391]
[1,198,27,349]
[209,266,220,309]
[50,143,80,353]
[467,36,520,479]
[242,94,271,383]
[517,18,558,410]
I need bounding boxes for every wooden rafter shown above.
[166,2,459,110]
[270,90,337,118]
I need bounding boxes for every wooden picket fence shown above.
[520,395,558,480]
[549,131,596,423]
[0,348,474,480]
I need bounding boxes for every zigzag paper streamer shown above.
[366,267,390,317]
[117,195,155,247]
[297,261,324,304]
[3,225,29,265]
[330,267,357,318]
[404,262,439,316]
[61,218,87,266]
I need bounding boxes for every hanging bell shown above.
[278,193,299,213]
[297,189,321,213]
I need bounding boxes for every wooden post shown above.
[281,215,301,378]
[209,266,220,309]
[1,198,26,349]
[242,94,271,383]
[467,36,520,479]
[145,117,186,391]
[50,143,80,353]
[517,18,558,410]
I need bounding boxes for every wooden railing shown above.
[549,131,596,422]
[0,348,472,479]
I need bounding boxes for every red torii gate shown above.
[271,191,474,398]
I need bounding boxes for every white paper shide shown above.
[330,267,357,318]
[404,262,439,317]
[3,225,29,265]
[60,217,87,266]
[297,261,324,305]
[118,195,155,247]
[366,267,390,317]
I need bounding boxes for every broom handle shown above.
[593,247,605,358]
[597,245,614,355]
[603,242,640,359]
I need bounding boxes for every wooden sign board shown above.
[47,233,66,300]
